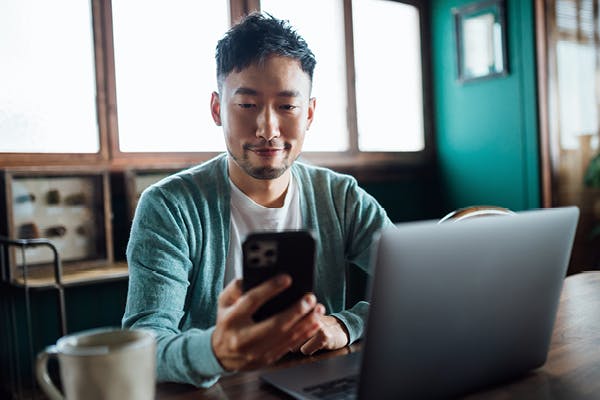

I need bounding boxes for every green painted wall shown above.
[431,0,541,211]
[361,174,443,222]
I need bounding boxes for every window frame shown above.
[0,0,110,167]
[1,0,434,174]
[297,0,434,171]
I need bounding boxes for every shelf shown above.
[12,261,129,288]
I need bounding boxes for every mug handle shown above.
[36,346,65,400]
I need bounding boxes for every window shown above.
[261,0,426,154]
[1,0,429,168]
[260,0,348,151]
[352,0,424,152]
[555,41,597,150]
[0,0,99,153]
[552,0,599,151]
[111,0,229,152]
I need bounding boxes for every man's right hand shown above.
[211,275,325,372]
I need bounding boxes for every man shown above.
[122,13,392,387]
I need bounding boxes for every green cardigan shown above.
[122,154,392,387]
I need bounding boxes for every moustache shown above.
[243,140,291,151]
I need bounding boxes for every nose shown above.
[256,106,280,142]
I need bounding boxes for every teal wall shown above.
[361,173,443,222]
[431,0,541,211]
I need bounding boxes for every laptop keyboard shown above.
[302,375,358,400]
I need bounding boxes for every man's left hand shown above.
[296,315,349,355]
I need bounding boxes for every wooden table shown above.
[156,271,600,399]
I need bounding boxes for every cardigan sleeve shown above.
[331,177,393,343]
[122,186,225,388]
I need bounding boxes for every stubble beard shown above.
[227,147,294,180]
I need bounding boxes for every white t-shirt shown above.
[224,175,302,285]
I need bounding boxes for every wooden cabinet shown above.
[0,168,127,287]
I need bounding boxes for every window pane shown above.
[0,0,99,153]
[261,0,348,151]
[353,0,425,152]
[112,1,229,152]
[556,41,598,150]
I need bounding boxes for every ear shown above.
[211,91,222,126]
[306,97,316,130]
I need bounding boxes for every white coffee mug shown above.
[36,328,156,400]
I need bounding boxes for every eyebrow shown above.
[233,87,301,97]
[277,89,301,98]
[234,87,259,96]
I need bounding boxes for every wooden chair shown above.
[438,205,515,223]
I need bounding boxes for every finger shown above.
[219,278,243,307]
[230,295,321,358]
[300,315,350,355]
[253,300,323,355]
[219,288,311,361]
[290,342,305,353]
[238,316,322,371]
[300,332,326,355]
[314,304,326,316]
[241,299,321,356]
[267,317,323,362]
[288,318,325,355]
[290,305,326,352]
[231,274,291,318]
[270,294,318,332]
[242,293,317,343]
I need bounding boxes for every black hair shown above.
[215,13,316,90]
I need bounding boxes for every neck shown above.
[228,159,291,208]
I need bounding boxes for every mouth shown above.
[244,143,289,158]
[252,147,284,157]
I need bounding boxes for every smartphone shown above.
[242,230,316,322]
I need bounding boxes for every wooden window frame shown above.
[1,0,434,177]
[298,0,435,173]
[0,0,110,168]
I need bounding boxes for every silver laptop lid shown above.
[359,206,579,399]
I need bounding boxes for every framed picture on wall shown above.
[453,0,508,83]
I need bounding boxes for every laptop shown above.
[261,206,579,399]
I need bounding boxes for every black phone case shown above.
[242,231,315,322]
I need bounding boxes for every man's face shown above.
[211,56,315,181]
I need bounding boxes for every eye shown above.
[237,103,256,109]
[280,104,297,111]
